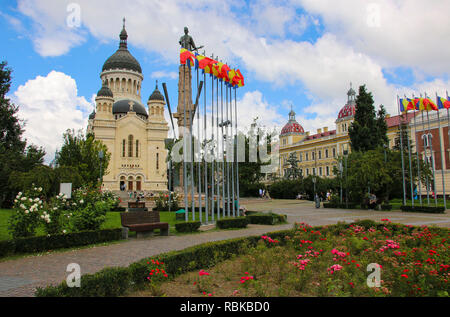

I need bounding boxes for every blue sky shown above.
[1,0,450,162]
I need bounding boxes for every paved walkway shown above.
[0,199,449,297]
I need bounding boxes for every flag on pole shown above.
[180,49,195,67]
[400,98,415,113]
[437,96,450,109]
[414,97,425,111]
[423,98,438,111]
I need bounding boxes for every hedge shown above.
[0,228,123,258]
[35,228,293,297]
[246,212,287,225]
[400,205,446,214]
[216,217,248,229]
[175,221,201,233]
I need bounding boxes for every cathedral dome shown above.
[112,99,148,117]
[337,83,357,121]
[280,109,304,136]
[96,84,113,98]
[337,104,356,120]
[102,20,142,74]
[149,82,165,102]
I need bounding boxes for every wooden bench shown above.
[120,211,169,238]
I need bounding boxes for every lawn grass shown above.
[389,198,449,210]
[0,209,208,241]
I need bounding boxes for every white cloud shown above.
[151,71,178,80]
[295,0,450,76]
[12,0,450,136]
[12,71,92,162]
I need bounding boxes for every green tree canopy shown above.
[0,61,45,207]
[55,129,110,187]
[348,85,388,152]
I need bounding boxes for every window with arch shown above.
[136,140,139,157]
[156,153,159,170]
[128,135,134,157]
[122,139,126,157]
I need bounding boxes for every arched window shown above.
[136,140,139,157]
[128,135,134,157]
[122,139,126,157]
[156,153,159,170]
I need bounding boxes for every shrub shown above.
[381,204,393,211]
[8,187,44,238]
[246,212,287,225]
[400,205,445,214]
[216,217,248,229]
[154,192,179,211]
[175,221,201,233]
[0,228,123,258]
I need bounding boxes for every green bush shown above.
[246,212,287,225]
[216,217,248,229]
[0,228,123,258]
[175,221,201,233]
[268,179,302,199]
[400,205,445,214]
[35,267,130,297]
[381,204,393,211]
[8,188,44,238]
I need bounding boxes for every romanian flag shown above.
[180,49,195,67]
[423,98,438,111]
[235,69,244,87]
[437,96,450,109]
[414,97,424,111]
[227,69,237,86]
[196,55,217,70]
[400,98,415,113]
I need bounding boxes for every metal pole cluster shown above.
[164,55,242,224]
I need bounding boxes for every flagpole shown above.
[406,111,414,207]
[203,64,208,223]
[231,85,236,217]
[210,57,215,223]
[397,95,407,206]
[183,64,189,221]
[215,72,220,221]
[410,96,422,206]
[221,77,226,218]
[226,83,231,217]
[436,92,446,209]
[235,87,240,216]
[418,94,431,206]
[425,93,438,206]
[196,60,201,222]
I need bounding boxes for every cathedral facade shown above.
[87,22,169,192]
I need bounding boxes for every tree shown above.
[349,85,388,152]
[56,129,110,187]
[0,61,45,207]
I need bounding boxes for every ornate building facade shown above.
[87,21,169,192]
[278,85,419,181]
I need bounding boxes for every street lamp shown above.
[98,150,104,190]
[339,161,343,204]
[343,147,349,209]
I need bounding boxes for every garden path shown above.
[1,199,449,297]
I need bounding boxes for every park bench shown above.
[127,201,148,212]
[120,211,169,238]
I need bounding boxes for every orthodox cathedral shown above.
[87,21,169,192]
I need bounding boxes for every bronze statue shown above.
[179,27,203,52]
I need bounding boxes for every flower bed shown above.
[36,220,450,297]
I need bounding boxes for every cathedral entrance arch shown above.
[136,176,142,191]
[128,176,134,191]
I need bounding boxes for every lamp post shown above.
[343,147,348,208]
[98,150,104,190]
[339,161,343,204]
